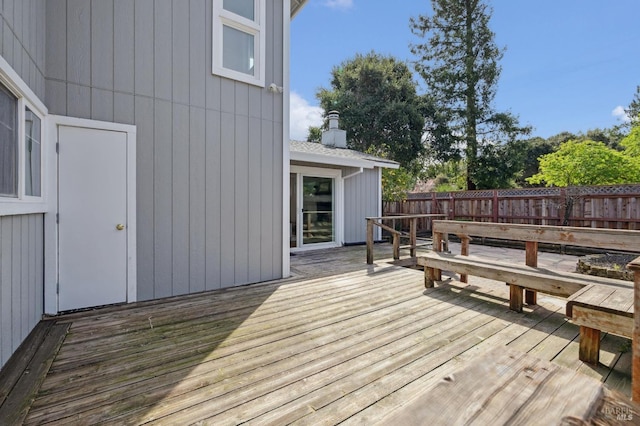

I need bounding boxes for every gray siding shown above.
[45,0,285,299]
[0,214,44,369]
[344,168,380,244]
[0,1,47,369]
[0,0,46,100]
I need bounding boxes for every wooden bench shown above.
[566,284,633,364]
[418,220,640,311]
[417,221,640,369]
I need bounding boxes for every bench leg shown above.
[579,326,600,364]
[525,289,537,305]
[509,284,524,313]
[425,267,436,288]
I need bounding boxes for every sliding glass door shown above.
[302,176,334,245]
[290,167,342,250]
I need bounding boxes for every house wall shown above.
[0,0,46,100]
[0,1,47,369]
[343,167,380,244]
[0,215,45,368]
[45,0,285,299]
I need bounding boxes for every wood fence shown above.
[383,184,640,233]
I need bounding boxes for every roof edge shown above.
[291,0,308,18]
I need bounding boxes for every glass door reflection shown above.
[302,176,334,245]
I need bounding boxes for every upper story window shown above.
[213,0,266,87]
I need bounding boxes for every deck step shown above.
[0,321,70,425]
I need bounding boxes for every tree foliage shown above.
[527,140,640,187]
[306,126,322,143]
[624,85,640,129]
[381,167,417,201]
[316,52,425,172]
[410,0,530,190]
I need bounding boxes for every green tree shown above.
[508,137,556,187]
[316,52,425,172]
[527,140,640,187]
[411,0,530,190]
[621,118,640,158]
[381,168,417,201]
[624,85,640,129]
[306,126,322,143]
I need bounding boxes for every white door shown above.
[58,126,128,311]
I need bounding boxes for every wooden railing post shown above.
[460,235,469,283]
[393,234,400,260]
[366,218,374,264]
[627,256,640,402]
[525,241,538,305]
[433,231,442,281]
[409,217,417,258]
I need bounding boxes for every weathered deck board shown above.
[381,347,637,425]
[12,245,634,425]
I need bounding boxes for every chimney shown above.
[321,111,347,148]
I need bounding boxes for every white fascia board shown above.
[371,161,400,169]
[290,151,376,169]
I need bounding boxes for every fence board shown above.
[384,184,640,233]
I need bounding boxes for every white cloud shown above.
[290,92,323,141]
[324,0,353,10]
[612,105,631,123]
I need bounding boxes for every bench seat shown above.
[417,251,632,312]
[566,284,634,363]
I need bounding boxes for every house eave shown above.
[290,151,399,170]
[291,0,308,18]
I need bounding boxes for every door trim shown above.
[290,165,343,253]
[44,116,137,315]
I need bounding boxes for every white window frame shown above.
[0,55,48,216]
[212,0,266,87]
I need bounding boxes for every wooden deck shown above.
[9,245,636,424]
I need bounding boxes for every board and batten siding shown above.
[343,167,380,244]
[45,0,285,300]
[0,0,46,101]
[0,1,47,369]
[0,214,44,369]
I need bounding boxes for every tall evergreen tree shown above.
[411,0,529,189]
[625,85,640,128]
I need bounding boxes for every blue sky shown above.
[290,0,640,141]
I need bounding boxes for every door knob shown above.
[116,224,125,231]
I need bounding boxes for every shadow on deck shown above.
[1,243,635,424]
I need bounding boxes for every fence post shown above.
[448,193,455,220]
[559,187,567,226]
[493,190,499,223]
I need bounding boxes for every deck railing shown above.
[366,214,446,264]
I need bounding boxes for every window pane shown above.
[0,85,17,197]
[223,0,254,21]
[223,25,255,75]
[25,107,41,197]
